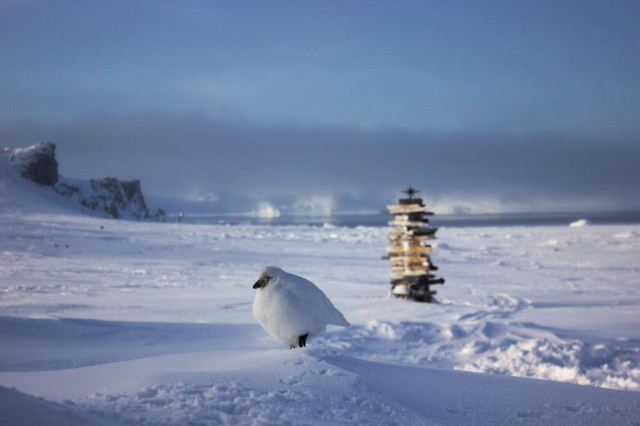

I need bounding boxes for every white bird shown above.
[252,266,350,348]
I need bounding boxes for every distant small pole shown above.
[383,187,445,302]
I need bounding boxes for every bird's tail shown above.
[331,313,351,327]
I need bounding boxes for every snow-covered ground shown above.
[1,167,639,423]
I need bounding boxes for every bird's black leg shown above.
[298,333,308,348]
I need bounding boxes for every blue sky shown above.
[1,1,639,214]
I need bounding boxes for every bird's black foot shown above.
[298,333,308,348]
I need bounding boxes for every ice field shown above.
[1,205,639,424]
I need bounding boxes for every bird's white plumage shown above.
[252,266,350,347]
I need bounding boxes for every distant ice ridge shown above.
[570,218,590,227]
[1,142,164,220]
[251,201,281,218]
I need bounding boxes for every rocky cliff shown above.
[3,142,164,220]
[8,141,59,186]
[55,177,163,220]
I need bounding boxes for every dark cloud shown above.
[1,112,639,214]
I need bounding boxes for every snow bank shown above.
[0,386,114,426]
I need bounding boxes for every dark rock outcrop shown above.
[56,177,156,219]
[9,142,59,186]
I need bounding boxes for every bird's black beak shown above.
[253,277,266,289]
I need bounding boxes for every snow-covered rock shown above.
[1,142,164,220]
[56,177,159,220]
[6,141,59,186]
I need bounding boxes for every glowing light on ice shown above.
[251,202,281,218]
